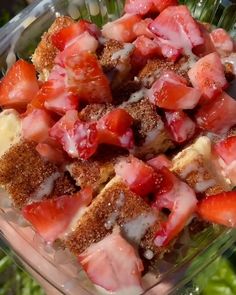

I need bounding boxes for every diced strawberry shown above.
[78,231,144,292]
[153,176,198,246]
[22,188,93,243]
[124,0,153,15]
[99,109,133,136]
[22,109,55,143]
[65,51,112,104]
[152,0,178,12]
[102,14,142,43]
[34,79,79,116]
[197,191,236,227]
[55,31,99,67]
[149,6,204,53]
[36,143,66,164]
[134,36,180,63]
[125,0,177,15]
[133,18,156,39]
[147,71,201,109]
[51,20,101,51]
[210,28,234,55]
[147,154,172,170]
[115,156,157,197]
[0,60,39,110]
[196,92,236,134]
[115,157,173,197]
[193,23,216,57]
[97,109,134,150]
[188,53,228,102]
[164,110,196,143]
[214,136,236,165]
[50,109,134,160]
[50,110,98,159]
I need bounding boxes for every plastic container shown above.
[0,1,236,294]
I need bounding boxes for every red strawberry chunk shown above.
[133,18,156,39]
[35,79,79,116]
[22,109,55,143]
[164,110,196,143]
[22,188,93,243]
[125,0,177,15]
[115,156,157,197]
[134,36,180,63]
[195,92,236,134]
[149,5,204,53]
[55,31,99,67]
[214,136,236,165]
[65,51,112,104]
[124,0,153,15]
[78,231,144,293]
[147,71,201,109]
[188,52,228,102]
[153,176,198,246]
[51,20,101,51]
[102,14,141,43]
[197,191,236,227]
[147,154,172,170]
[115,157,173,197]
[50,109,134,160]
[152,0,178,12]
[0,60,39,110]
[210,28,234,55]
[36,143,66,164]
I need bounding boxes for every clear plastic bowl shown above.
[0,1,236,294]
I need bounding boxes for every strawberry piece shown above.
[115,157,173,197]
[78,231,144,292]
[153,176,198,246]
[148,71,201,109]
[65,51,112,104]
[196,92,236,134]
[115,156,157,197]
[193,23,216,57]
[22,109,55,143]
[50,109,134,160]
[214,136,236,165]
[134,36,181,63]
[149,5,204,53]
[102,14,141,43]
[152,0,178,12]
[125,0,177,15]
[36,143,66,164]
[164,110,196,143]
[0,60,39,110]
[55,31,99,67]
[147,154,172,170]
[50,110,98,159]
[51,20,101,51]
[124,0,153,15]
[210,28,234,55]
[36,79,79,116]
[197,191,236,227]
[188,53,228,102]
[133,18,156,39]
[22,188,93,243]
[98,109,133,136]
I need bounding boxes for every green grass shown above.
[0,249,45,295]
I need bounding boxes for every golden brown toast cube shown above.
[65,177,162,260]
[172,136,230,196]
[32,16,75,80]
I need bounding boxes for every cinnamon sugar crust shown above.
[65,178,162,259]
[0,141,57,208]
[32,16,75,80]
